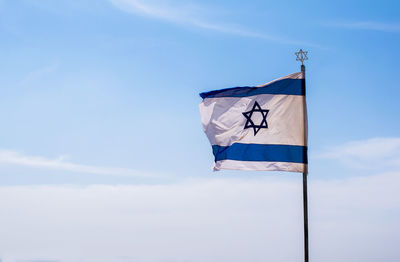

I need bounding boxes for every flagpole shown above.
[302,167,309,262]
[296,49,309,262]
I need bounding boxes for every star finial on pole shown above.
[295,49,308,65]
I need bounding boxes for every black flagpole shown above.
[297,49,309,262]
[303,168,309,262]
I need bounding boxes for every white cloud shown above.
[317,137,400,169]
[327,21,400,33]
[18,63,59,87]
[108,0,318,47]
[0,174,398,261]
[0,149,155,177]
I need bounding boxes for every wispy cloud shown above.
[18,63,59,87]
[317,137,400,169]
[327,21,400,33]
[109,0,318,47]
[0,149,155,177]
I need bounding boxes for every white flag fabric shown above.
[199,72,308,173]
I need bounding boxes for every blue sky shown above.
[1,0,399,184]
[0,0,399,261]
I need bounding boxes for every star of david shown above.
[242,101,269,135]
[295,49,308,65]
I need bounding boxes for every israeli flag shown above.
[199,72,307,173]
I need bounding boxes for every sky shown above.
[0,0,399,261]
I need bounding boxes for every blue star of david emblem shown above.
[242,101,269,135]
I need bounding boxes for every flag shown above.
[199,72,307,173]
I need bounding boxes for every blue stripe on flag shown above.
[200,78,305,99]
[212,143,308,164]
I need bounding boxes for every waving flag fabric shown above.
[199,72,307,173]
